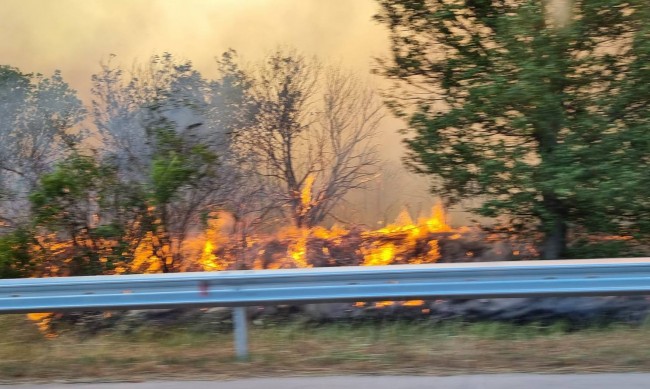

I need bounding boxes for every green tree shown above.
[28,153,138,276]
[146,122,219,272]
[0,228,33,278]
[375,0,650,258]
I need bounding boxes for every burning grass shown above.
[3,314,650,382]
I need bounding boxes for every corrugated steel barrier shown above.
[2,258,650,359]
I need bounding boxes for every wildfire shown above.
[131,232,163,273]
[27,199,537,334]
[361,204,451,266]
[185,203,455,271]
[28,198,459,277]
[263,226,315,269]
[362,242,397,266]
[26,183,537,336]
[188,202,454,271]
[199,241,220,271]
[191,213,233,271]
[300,174,315,212]
[287,228,311,268]
[27,312,57,338]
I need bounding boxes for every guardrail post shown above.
[233,306,248,360]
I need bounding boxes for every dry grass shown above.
[2,315,650,383]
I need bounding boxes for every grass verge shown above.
[2,314,650,383]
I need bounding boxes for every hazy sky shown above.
[0,0,453,223]
[1,0,388,97]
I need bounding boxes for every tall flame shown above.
[301,174,315,210]
[286,227,311,269]
[195,213,231,271]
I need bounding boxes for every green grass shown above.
[3,314,650,383]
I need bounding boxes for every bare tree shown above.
[228,49,383,228]
[234,50,321,227]
[306,68,383,226]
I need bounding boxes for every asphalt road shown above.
[5,374,650,389]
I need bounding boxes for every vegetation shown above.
[224,49,383,228]
[2,315,650,381]
[0,50,383,276]
[0,65,85,229]
[375,0,650,259]
[0,229,32,279]
[1,1,650,276]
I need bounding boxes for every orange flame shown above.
[131,232,163,273]
[361,204,450,266]
[300,174,315,211]
[27,313,57,338]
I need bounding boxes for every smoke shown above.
[0,0,450,226]
[0,0,388,97]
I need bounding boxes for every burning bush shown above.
[187,204,537,272]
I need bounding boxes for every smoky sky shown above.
[1,0,407,154]
[1,0,455,223]
[1,0,386,96]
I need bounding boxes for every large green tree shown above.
[375,0,650,258]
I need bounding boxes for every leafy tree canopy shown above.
[375,0,650,258]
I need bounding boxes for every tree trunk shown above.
[542,215,567,259]
[541,194,568,260]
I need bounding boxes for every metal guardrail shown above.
[2,258,650,359]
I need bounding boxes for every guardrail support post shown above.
[233,306,248,360]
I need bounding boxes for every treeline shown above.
[0,49,383,277]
